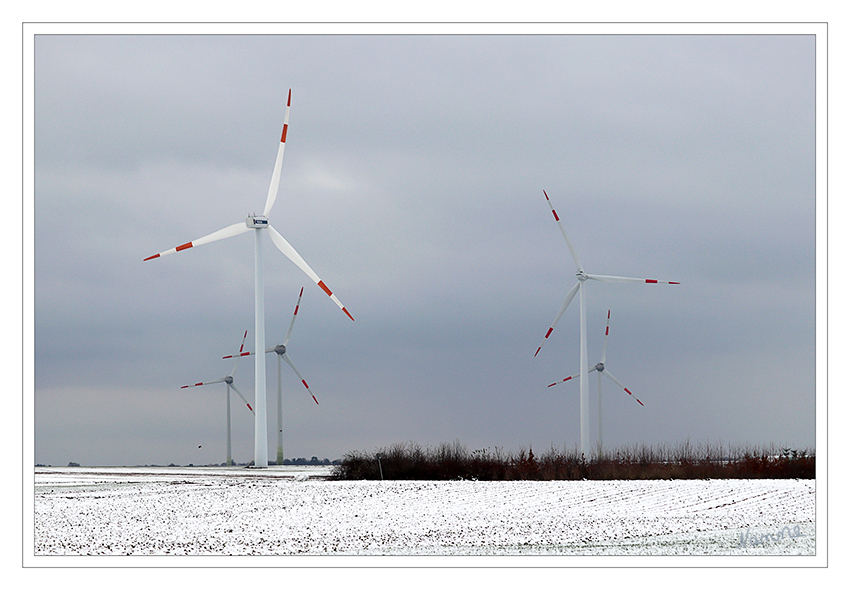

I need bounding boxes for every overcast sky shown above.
[30,26,821,467]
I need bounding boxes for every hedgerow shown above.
[330,440,814,481]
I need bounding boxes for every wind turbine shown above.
[145,90,354,468]
[534,190,677,458]
[182,330,255,466]
[225,287,317,466]
[548,310,644,458]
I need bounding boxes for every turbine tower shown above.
[534,190,677,458]
[182,330,255,466]
[145,90,354,468]
[548,310,644,458]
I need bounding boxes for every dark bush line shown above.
[330,440,815,481]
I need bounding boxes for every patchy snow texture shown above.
[34,467,815,556]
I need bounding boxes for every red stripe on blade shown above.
[281,123,288,143]
[287,89,291,106]
[312,395,319,405]
[645,279,658,283]
[343,307,354,321]
[143,253,160,261]
[247,403,253,412]
[317,280,333,297]
[301,380,309,389]
[176,242,194,252]
[545,328,553,338]
[551,210,560,222]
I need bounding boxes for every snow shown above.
[33,466,815,556]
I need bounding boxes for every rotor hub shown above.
[576,270,588,281]
[595,362,605,372]
[225,376,234,384]
[274,344,286,355]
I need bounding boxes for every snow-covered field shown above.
[32,466,815,557]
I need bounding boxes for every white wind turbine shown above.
[225,287,317,466]
[534,190,677,458]
[547,310,644,458]
[182,330,255,466]
[145,90,354,468]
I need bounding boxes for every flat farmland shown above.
[32,466,815,556]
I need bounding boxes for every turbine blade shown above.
[547,371,583,388]
[225,346,274,359]
[543,190,583,272]
[602,369,644,406]
[144,222,250,261]
[268,225,354,321]
[181,377,226,389]
[534,281,580,357]
[230,382,255,414]
[283,287,304,347]
[600,310,611,364]
[283,354,319,405]
[587,273,680,285]
[229,330,249,375]
[263,89,292,217]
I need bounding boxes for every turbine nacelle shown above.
[246,215,269,229]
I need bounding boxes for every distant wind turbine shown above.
[145,90,354,468]
[534,190,678,458]
[548,310,644,458]
[182,330,255,466]
[225,287,317,466]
